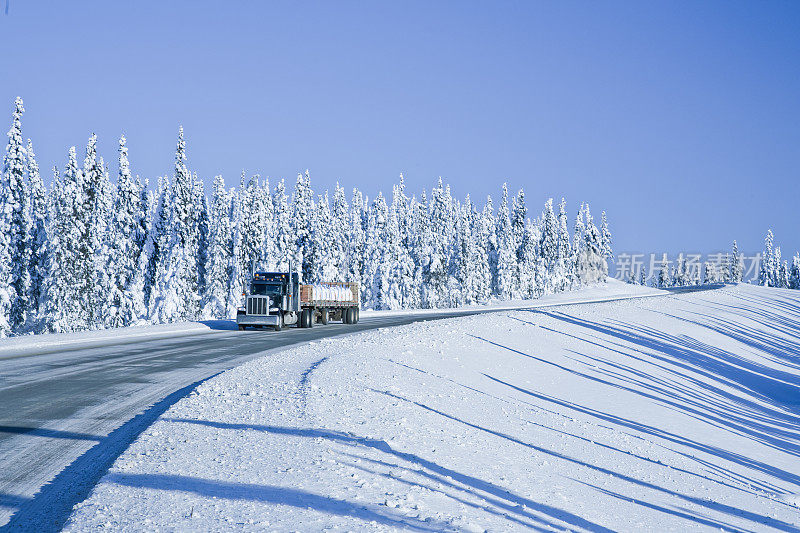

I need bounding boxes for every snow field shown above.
[65,284,800,531]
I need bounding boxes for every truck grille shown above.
[247,296,270,316]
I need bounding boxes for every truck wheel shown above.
[308,309,314,328]
[274,314,283,331]
[320,308,329,325]
[301,308,313,328]
[342,308,351,324]
[346,307,356,324]
[354,307,359,323]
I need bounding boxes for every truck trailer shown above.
[236,271,360,331]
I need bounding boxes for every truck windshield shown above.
[251,283,282,296]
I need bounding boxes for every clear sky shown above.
[1,1,798,257]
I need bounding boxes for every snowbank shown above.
[359,278,664,317]
[65,283,800,531]
[0,320,236,359]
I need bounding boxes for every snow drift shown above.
[65,284,800,531]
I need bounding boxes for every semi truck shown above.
[236,271,360,331]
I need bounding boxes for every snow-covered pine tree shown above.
[238,174,273,277]
[759,230,775,286]
[539,199,559,294]
[774,247,787,288]
[422,179,453,308]
[375,199,407,310]
[790,252,800,290]
[518,219,541,298]
[449,196,472,306]
[572,204,587,286]
[362,192,389,308]
[657,256,671,288]
[145,176,170,315]
[730,240,743,283]
[580,204,607,283]
[196,176,210,299]
[511,188,527,295]
[556,198,572,291]
[310,192,337,283]
[42,148,88,332]
[779,257,790,289]
[346,188,368,302]
[271,179,292,271]
[3,97,31,333]
[227,183,244,317]
[292,170,315,282]
[106,135,147,328]
[720,253,732,283]
[495,183,516,299]
[152,127,202,322]
[482,195,498,298]
[703,262,716,284]
[39,166,68,332]
[329,183,349,282]
[391,177,417,307]
[600,211,612,263]
[626,266,637,285]
[80,135,115,327]
[26,139,48,330]
[202,175,233,319]
[674,254,688,286]
[409,190,429,307]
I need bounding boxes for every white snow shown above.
[64,283,800,531]
[0,320,235,359]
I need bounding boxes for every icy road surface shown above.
[64,284,800,532]
[0,280,662,530]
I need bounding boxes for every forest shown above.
[0,98,612,336]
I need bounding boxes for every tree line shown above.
[0,98,612,336]
[627,233,800,289]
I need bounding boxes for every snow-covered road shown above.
[0,280,664,530]
[62,284,800,532]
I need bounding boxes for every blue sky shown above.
[1,1,798,257]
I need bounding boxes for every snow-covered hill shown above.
[65,284,800,532]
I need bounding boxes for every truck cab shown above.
[237,272,299,331]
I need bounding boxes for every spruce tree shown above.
[363,192,389,308]
[107,135,147,328]
[790,253,800,290]
[600,211,612,261]
[42,149,87,332]
[26,139,48,329]
[572,204,587,286]
[227,183,245,317]
[145,176,170,316]
[495,183,516,299]
[4,97,31,333]
[730,240,743,283]
[556,198,572,291]
[759,230,775,286]
[657,256,671,288]
[202,175,233,319]
[292,170,314,282]
[272,179,292,271]
[539,199,559,293]
[152,127,202,322]
[330,184,349,281]
[80,135,114,326]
